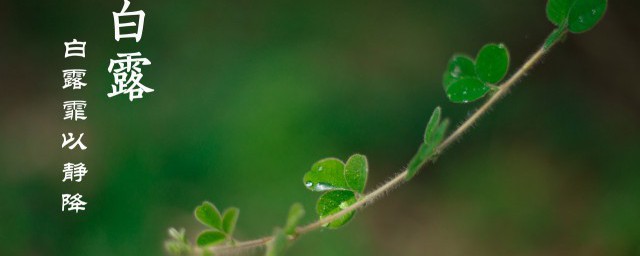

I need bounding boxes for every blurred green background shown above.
[1,0,639,255]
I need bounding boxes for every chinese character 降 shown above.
[64,39,86,58]
[62,193,87,213]
[113,0,145,42]
[61,133,87,150]
[63,100,87,121]
[107,52,153,101]
[62,69,87,90]
[62,163,88,182]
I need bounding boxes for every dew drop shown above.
[315,182,333,191]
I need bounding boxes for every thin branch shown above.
[196,30,562,255]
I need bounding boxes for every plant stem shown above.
[196,30,562,255]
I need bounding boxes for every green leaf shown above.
[195,202,223,230]
[475,43,509,84]
[165,240,190,255]
[168,227,186,242]
[443,55,476,90]
[407,107,446,181]
[284,203,305,235]
[568,0,607,33]
[265,228,287,256]
[165,228,190,255]
[423,107,441,144]
[405,143,431,181]
[303,158,348,192]
[446,77,490,103]
[547,0,574,26]
[316,190,357,229]
[433,119,449,149]
[196,230,226,247]
[222,207,239,236]
[546,0,607,33]
[344,154,368,193]
[406,118,449,181]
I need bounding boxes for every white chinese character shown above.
[64,39,86,58]
[61,133,87,150]
[63,100,87,121]
[107,52,153,101]
[62,163,88,182]
[62,193,87,213]
[62,69,87,90]
[113,0,145,42]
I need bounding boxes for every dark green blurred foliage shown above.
[0,0,639,255]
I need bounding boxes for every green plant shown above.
[165,0,607,255]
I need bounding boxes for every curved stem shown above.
[196,30,562,255]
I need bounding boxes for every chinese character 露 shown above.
[63,100,87,121]
[62,193,87,213]
[62,163,88,182]
[61,133,87,150]
[107,52,153,101]
[62,69,87,90]
[113,0,145,42]
[64,39,86,58]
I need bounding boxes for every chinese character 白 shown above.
[62,163,88,182]
[62,193,87,213]
[113,0,145,42]
[63,100,87,121]
[64,39,86,58]
[107,52,153,101]
[61,133,87,150]
[62,69,87,90]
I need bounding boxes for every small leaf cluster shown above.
[443,43,510,103]
[194,202,239,247]
[164,228,192,255]
[264,203,306,256]
[405,107,449,181]
[302,154,368,229]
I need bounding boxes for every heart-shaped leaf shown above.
[222,207,239,236]
[303,158,348,192]
[284,203,305,235]
[443,55,476,90]
[475,43,510,84]
[265,228,287,256]
[446,77,489,103]
[344,154,368,193]
[194,201,223,230]
[547,0,607,33]
[196,230,226,247]
[316,190,357,229]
